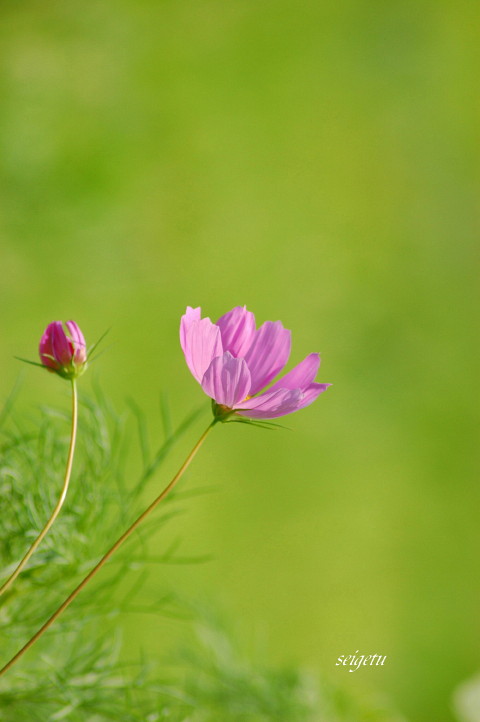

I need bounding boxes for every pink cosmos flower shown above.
[180,306,330,420]
[39,321,87,379]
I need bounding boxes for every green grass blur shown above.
[0,1,478,720]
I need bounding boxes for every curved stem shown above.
[0,379,78,599]
[0,419,216,677]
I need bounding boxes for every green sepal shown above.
[210,399,290,430]
[87,328,111,362]
[15,357,51,371]
[211,400,236,422]
[226,417,291,431]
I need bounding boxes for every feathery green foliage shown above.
[0,386,403,721]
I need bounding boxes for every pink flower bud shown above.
[39,321,87,379]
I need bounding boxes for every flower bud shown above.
[39,321,87,379]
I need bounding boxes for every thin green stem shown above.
[0,419,216,677]
[0,378,78,598]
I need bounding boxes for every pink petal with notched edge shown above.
[201,352,251,407]
[216,306,256,359]
[235,381,331,419]
[234,387,294,410]
[66,321,87,364]
[180,306,201,356]
[51,322,73,366]
[295,382,331,410]
[268,352,320,393]
[235,387,302,419]
[244,321,291,395]
[184,317,223,384]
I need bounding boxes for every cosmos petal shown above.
[180,306,201,356]
[216,306,256,359]
[244,321,291,395]
[39,324,58,370]
[66,321,87,364]
[201,352,251,407]
[235,387,302,419]
[183,317,223,384]
[295,382,331,410]
[268,353,320,393]
[51,322,73,366]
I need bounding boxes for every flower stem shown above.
[0,378,79,599]
[0,419,216,677]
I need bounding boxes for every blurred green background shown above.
[0,1,478,720]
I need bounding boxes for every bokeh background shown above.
[0,2,478,720]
